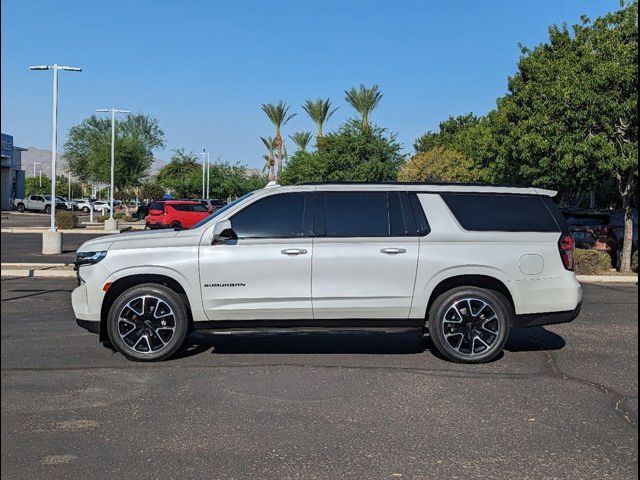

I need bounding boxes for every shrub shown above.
[632,251,638,273]
[114,212,126,220]
[55,210,78,229]
[97,214,109,223]
[574,249,612,275]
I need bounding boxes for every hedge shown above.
[55,210,78,230]
[574,249,612,275]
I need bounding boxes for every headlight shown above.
[74,251,107,267]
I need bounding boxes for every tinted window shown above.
[441,193,560,232]
[191,204,209,212]
[231,193,306,238]
[324,192,389,237]
[171,204,191,212]
[149,202,164,212]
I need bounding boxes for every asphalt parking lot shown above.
[1,278,637,479]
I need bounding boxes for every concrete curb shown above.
[577,275,637,284]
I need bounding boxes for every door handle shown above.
[281,248,308,255]
[380,248,407,255]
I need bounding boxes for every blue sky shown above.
[1,0,621,169]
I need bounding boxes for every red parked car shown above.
[145,200,211,230]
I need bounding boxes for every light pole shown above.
[200,149,206,198]
[206,151,210,199]
[29,64,81,236]
[96,108,130,228]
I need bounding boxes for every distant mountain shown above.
[20,146,166,178]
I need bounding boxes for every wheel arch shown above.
[99,274,193,342]
[425,274,515,320]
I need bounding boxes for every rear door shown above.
[311,191,424,319]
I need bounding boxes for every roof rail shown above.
[264,181,280,188]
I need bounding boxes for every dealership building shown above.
[1,133,26,210]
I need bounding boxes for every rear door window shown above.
[322,192,389,237]
[440,193,560,232]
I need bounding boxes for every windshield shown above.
[190,192,255,229]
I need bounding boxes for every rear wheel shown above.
[82,206,90,213]
[169,221,182,230]
[44,205,51,214]
[428,287,512,363]
[107,283,189,362]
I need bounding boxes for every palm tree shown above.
[302,98,338,140]
[261,101,296,181]
[260,136,276,181]
[289,131,313,152]
[344,84,383,131]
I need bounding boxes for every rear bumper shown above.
[514,302,583,329]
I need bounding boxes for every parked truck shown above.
[14,194,67,214]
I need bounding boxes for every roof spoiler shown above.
[532,188,558,197]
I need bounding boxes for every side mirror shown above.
[211,219,237,245]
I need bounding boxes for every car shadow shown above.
[171,326,566,360]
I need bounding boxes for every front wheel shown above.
[107,283,189,361]
[427,287,512,363]
[17,203,25,213]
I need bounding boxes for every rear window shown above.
[149,202,164,212]
[440,193,560,232]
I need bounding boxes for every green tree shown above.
[156,149,201,198]
[64,113,165,191]
[281,120,404,184]
[302,98,338,140]
[413,114,496,182]
[24,175,50,196]
[261,101,296,181]
[490,1,637,271]
[289,132,313,151]
[139,181,165,201]
[398,146,483,183]
[344,84,383,131]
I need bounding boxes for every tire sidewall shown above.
[107,284,189,361]
[428,287,512,363]
[44,205,51,214]
[17,204,25,212]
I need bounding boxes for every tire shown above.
[107,283,189,362]
[427,287,512,364]
[82,206,90,214]
[17,203,25,213]
[44,205,51,214]
[169,221,182,230]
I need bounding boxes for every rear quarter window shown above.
[440,193,560,232]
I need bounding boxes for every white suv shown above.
[72,183,582,363]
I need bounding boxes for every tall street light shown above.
[96,108,130,226]
[29,64,81,235]
[200,149,206,198]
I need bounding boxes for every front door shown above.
[311,191,421,319]
[199,192,314,320]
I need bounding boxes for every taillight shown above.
[149,209,163,215]
[558,233,575,271]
